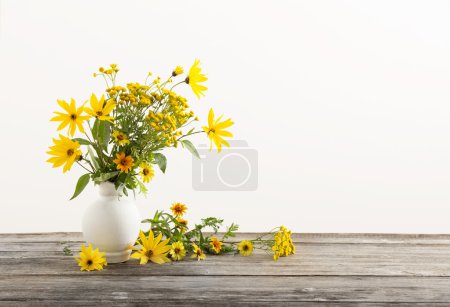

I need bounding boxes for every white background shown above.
[1,0,450,233]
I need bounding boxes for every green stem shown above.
[177,131,204,141]
[170,80,186,91]
[76,161,94,174]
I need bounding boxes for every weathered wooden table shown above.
[1,233,450,306]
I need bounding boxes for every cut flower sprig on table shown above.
[74,204,295,271]
[47,61,234,198]
[130,204,295,263]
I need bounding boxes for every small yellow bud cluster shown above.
[125,83,151,105]
[147,112,184,147]
[147,112,175,131]
[94,64,120,81]
[105,64,119,74]
[106,85,126,97]
[153,76,161,85]
[118,92,135,104]
[97,64,119,75]
[271,226,296,261]
[162,90,195,127]
[151,92,162,103]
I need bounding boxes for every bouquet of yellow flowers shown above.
[47,61,233,198]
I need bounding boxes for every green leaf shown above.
[200,217,224,232]
[102,121,111,148]
[96,120,104,143]
[70,174,91,200]
[181,140,200,159]
[222,223,239,240]
[137,180,148,195]
[88,147,100,170]
[93,120,111,150]
[72,138,91,146]
[62,246,73,256]
[92,119,99,139]
[153,153,167,173]
[93,171,119,183]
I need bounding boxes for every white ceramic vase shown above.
[82,182,141,263]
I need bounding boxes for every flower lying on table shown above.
[73,204,295,271]
[75,244,107,271]
[238,240,254,256]
[129,230,171,265]
[129,204,295,264]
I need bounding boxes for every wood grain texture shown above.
[1,232,449,305]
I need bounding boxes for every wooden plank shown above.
[3,232,450,244]
[1,250,450,277]
[1,239,450,277]
[1,303,448,307]
[1,276,450,304]
[4,241,450,254]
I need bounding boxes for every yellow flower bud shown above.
[172,66,184,77]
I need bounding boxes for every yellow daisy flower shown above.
[51,98,89,136]
[139,162,154,183]
[202,108,234,153]
[46,134,82,173]
[172,66,184,77]
[210,237,222,254]
[191,243,206,261]
[177,218,188,227]
[237,240,253,256]
[130,230,171,265]
[75,244,107,272]
[111,130,130,146]
[177,218,188,233]
[84,93,116,123]
[113,152,134,173]
[169,241,186,261]
[170,202,188,217]
[185,59,208,99]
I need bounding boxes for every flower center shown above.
[67,149,74,156]
[174,248,180,254]
[185,77,190,84]
[70,114,77,120]
[87,259,93,265]
[143,169,149,176]
[120,159,127,166]
[243,245,249,251]
[96,111,103,116]
[117,134,124,141]
[145,250,153,258]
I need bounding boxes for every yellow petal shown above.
[90,93,99,111]
[208,109,214,127]
[57,99,71,113]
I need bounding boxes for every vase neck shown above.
[98,182,121,197]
